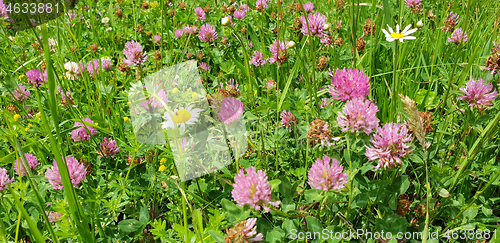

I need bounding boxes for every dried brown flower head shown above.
[169,9,176,16]
[154,50,162,61]
[396,194,412,217]
[363,19,376,37]
[352,37,365,54]
[126,155,145,166]
[293,17,303,31]
[71,46,79,52]
[294,2,303,12]
[220,37,228,45]
[80,159,93,176]
[41,60,47,70]
[146,31,153,37]
[334,37,344,46]
[136,24,144,33]
[203,5,211,13]
[7,104,18,113]
[228,5,236,13]
[222,5,228,13]
[90,43,98,53]
[185,51,193,59]
[142,2,149,9]
[307,119,334,147]
[270,12,277,20]
[317,56,327,70]
[119,62,131,73]
[241,26,247,34]
[179,1,186,9]
[336,0,345,11]
[115,9,123,18]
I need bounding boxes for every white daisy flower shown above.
[381,24,417,42]
[162,104,204,134]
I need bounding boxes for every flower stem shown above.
[181,181,188,242]
[392,41,399,121]
[345,133,353,221]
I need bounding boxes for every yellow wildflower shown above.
[19,75,25,79]
[124,117,129,122]
[172,88,179,93]
[158,165,167,172]
[192,92,199,99]
[36,113,41,119]
[160,158,166,164]
[14,114,21,121]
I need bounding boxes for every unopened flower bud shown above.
[221,17,230,26]
[287,40,296,48]
[416,20,424,27]
[323,23,331,30]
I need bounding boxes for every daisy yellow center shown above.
[391,32,404,39]
[173,110,191,123]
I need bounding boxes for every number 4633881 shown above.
[6,3,60,14]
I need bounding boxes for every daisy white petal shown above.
[402,24,411,33]
[403,36,417,40]
[387,24,394,33]
[404,28,418,35]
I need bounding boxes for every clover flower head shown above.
[280,110,297,132]
[199,24,218,42]
[231,166,280,212]
[249,51,265,66]
[337,97,380,135]
[14,153,40,176]
[71,118,98,141]
[457,79,497,108]
[308,156,348,191]
[45,155,87,190]
[300,12,327,36]
[365,123,413,171]
[123,41,147,66]
[328,67,370,101]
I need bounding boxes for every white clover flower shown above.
[287,41,296,48]
[101,17,109,24]
[48,38,58,52]
[381,24,417,42]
